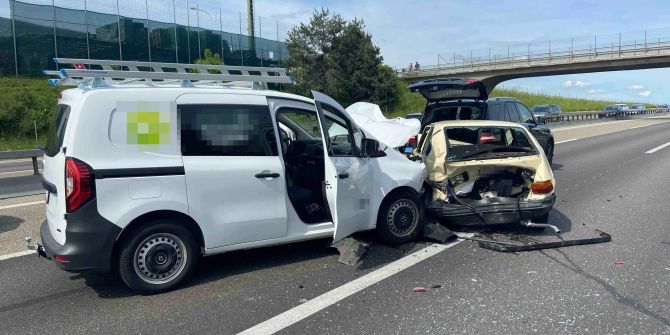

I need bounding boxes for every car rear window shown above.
[423,105,482,126]
[444,126,536,161]
[45,104,71,157]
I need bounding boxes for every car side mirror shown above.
[362,138,386,158]
[536,117,545,125]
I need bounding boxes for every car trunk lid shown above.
[408,78,488,102]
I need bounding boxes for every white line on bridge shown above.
[645,141,670,154]
[0,200,45,210]
[0,250,35,261]
[237,238,468,335]
[555,139,577,144]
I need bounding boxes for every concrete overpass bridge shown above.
[399,29,670,94]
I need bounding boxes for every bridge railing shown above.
[399,27,670,78]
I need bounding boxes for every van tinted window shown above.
[45,104,71,157]
[487,103,508,121]
[179,104,277,156]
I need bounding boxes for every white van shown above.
[35,59,425,292]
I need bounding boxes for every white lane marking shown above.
[629,123,660,130]
[555,139,577,144]
[0,250,36,261]
[237,239,466,335]
[551,120,627,131]
[0,158,41,164]
[645,141,670,154]
[0,200,45,210]
[0,169,37,175]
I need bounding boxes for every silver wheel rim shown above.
[386,199,419,237]
[133,233,187,285]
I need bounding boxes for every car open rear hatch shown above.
[408,78,488,103]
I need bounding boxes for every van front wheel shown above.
[376,190,424,244]
[118,222,199,293]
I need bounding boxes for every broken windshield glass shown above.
[444,126,536,161]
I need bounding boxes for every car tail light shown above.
[54,256,70,263]
[464,79,478,84]
[479,132,498,145]
[531,180,554,194]
[65,158,94,213]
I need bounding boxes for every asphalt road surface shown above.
[0,118,669,334]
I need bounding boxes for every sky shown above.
[211,0,670,104]
[2,0,670,103]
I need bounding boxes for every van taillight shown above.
[65,158,94,213]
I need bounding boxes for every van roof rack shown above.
[43,58,293,89]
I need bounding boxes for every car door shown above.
[515,102,550,148]
[311,91,371,242]
[177,94,288,248]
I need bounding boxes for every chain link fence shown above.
[0,0,293,75]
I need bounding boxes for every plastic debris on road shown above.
[422,221,457,243]
[331,237,371,266]
[613,260,625,265]
[412,287,428,293]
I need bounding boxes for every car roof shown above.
[428,120,526,129]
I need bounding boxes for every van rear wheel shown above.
[376,190,424,244]
[118,221,198,293]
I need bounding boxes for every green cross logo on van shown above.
[127,111,170,145]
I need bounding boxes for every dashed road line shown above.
[237,239,466,335]
[556,139,577,144]
[0,250,35,261]
[0,200,45,210]
[645,141,670,154]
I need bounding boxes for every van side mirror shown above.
[362,138,386,158]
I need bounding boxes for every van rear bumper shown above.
[40,199,121,272]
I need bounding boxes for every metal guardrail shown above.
[398,28,670,78]
[540,108,669,124]
[0,149,43,175]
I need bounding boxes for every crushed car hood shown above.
[341,102,421,148]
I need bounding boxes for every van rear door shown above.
[408,78,488,102]
[43,104,71,245]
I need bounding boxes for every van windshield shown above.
[45,104,71,157]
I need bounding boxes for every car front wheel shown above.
[118,221,199,293]
[376,190,424,244]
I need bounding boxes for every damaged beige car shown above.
[415,120,557,230]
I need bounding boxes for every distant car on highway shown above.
[630,104,646,110]
[659,104,669,109]
[530,104,562,118]
[600,104,628,117]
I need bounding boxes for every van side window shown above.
[179,104,277,156]
[320,105,362,157]
[45,104,71,157]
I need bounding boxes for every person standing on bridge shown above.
[408,62,413,72]
[415,61,421,71]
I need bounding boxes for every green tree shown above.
[194,48,224,74]
[284,9,346,98]
[284,10,399,111]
